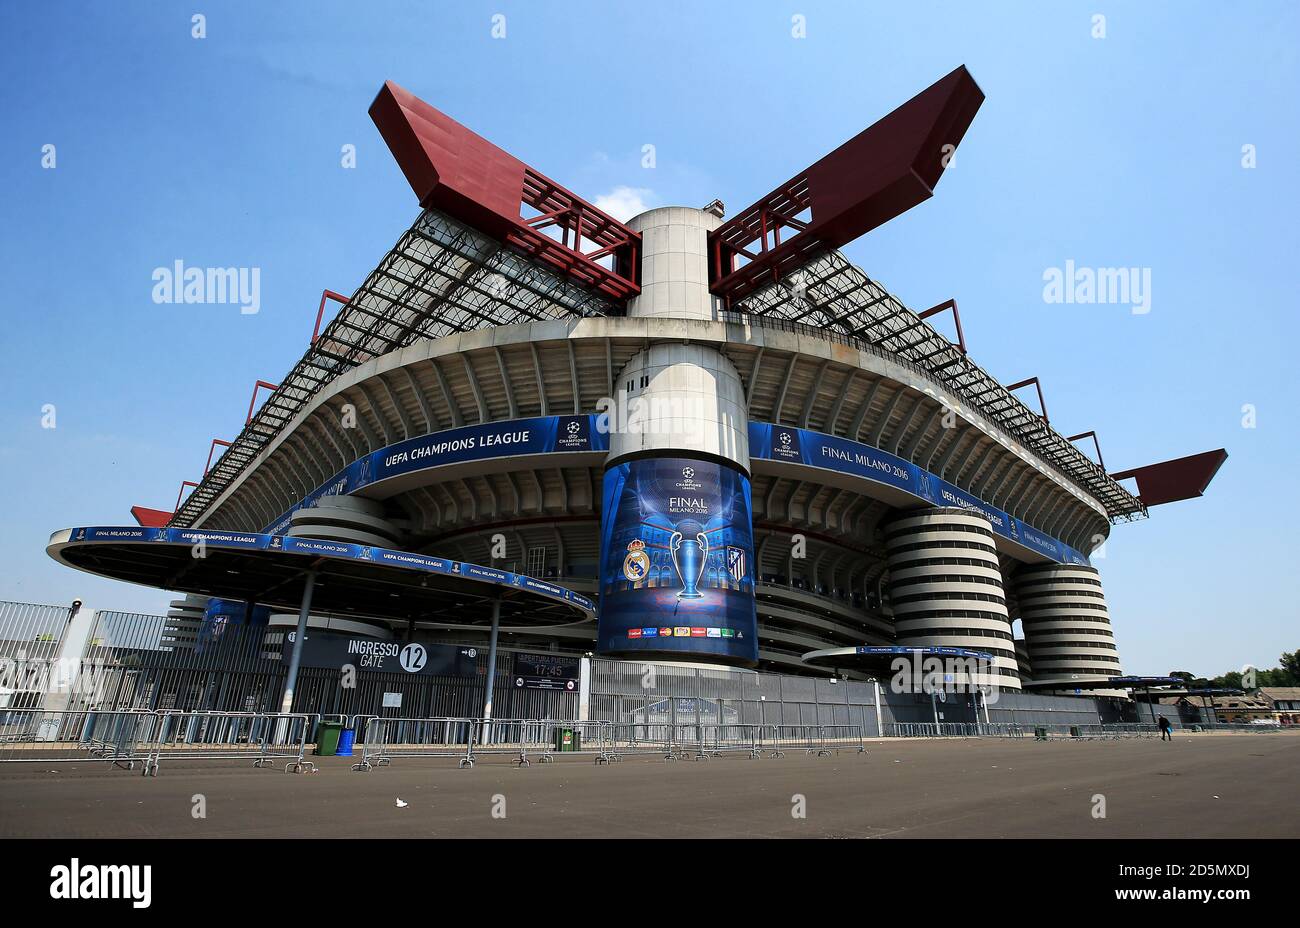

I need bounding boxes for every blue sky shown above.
[0,1,1295,678]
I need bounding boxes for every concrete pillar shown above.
[625,206,723,321]
[481,598,501,736]
[279,571,316,714]
[287,495,400,548]
[597,337,757,666]
[882,507,1021,691]
[1012,563,1123,694]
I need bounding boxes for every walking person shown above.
[1158,715,1173,741]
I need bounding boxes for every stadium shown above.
[40,65,1227,730]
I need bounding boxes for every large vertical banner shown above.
[598,457,758,665]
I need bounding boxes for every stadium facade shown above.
[48,66,1225,708]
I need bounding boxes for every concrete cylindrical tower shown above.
[597,207,757,667]
[1014,637,1034,684]
[624,206,723,321]
[1012,563,1122,690]
[883,507,1021,690]
[286,496,401,548]
[606,343,749,472]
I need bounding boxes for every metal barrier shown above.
[816,724,869,755]
[975,723,1029,738]
[473,718,549,766]
[885,722,983,738]
[687,723,762,760]
[0,709,156,769]
[604,722,679,760]
[878,721,1290,740]
[140,711,318,775]
[351,716,479,770]
[761,724,867,756]
[1188,722,1286,734]
[0,709,316,774]
[352,718,617,769]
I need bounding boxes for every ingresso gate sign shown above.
[287,631,478,678]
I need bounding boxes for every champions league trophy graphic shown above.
[668,518,708,599]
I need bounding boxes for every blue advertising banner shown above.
[748,423,1090,566]
[263,414,606,535]
[597,457,758,665]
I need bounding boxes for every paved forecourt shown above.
[0,733,1295,839]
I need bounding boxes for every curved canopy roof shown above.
[48,526,593,630]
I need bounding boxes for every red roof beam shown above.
[1109,449,1228,508]
[130,506,173,528]
[1005,376,1049,424]
[312,289,351,344]
[918,299,967,355]
[174,480,200,514]
[204,438,234,476]
[246,380,280,424]
[710,65,985,300]
[1066,430,1105,470]
[369,81,640,301]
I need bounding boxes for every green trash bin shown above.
[552,726,581,752]
[1034,726,1048,741]
[315,721,344,756]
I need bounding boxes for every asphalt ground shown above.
[1,732,1295,839]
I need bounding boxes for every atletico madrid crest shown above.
[726,546,746,582]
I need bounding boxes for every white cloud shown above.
[592,186,654,222]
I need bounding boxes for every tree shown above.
[1206,649,1299,690]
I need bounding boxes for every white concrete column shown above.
[883,507,1021,691]
[625,206,722,321]
[606,343,749,474]
[1013,563,1123,693]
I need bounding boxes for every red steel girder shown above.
[312,290,351,343]
[1067,431,1106,470]
[710,65,985,302]
[919,299,967,354]
[174,480,200,514]
[369,81,640,301]
[204,438,233,476]
[246,380,279,425]
[1005,376,1049,424]
[1110,449,1228,507]
[130,506,173,528]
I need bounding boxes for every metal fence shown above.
[140,711,318,775]
[0,601,80,711]
[0,708,316,774]
[350,716,866,767]
[11,600,1282,747]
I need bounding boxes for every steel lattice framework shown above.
[170,207,616,527]
[166,69,1202,530]
[729,247,1146,522]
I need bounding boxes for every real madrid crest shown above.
[622,538,650,583]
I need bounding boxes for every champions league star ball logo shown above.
[779,431,792,449]
[622,539,650,583]
[567,420,581,436]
